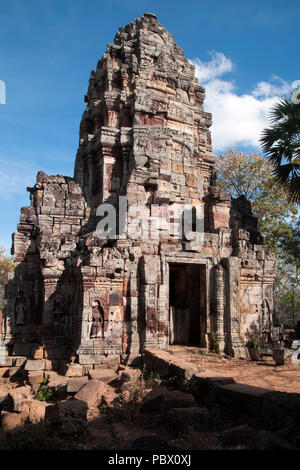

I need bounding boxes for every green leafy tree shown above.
[217,149,300,324]
[0,246,14,312]
[217,149,298,251]
[274,227,300,325]
[260,98,300,203]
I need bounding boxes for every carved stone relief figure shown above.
[14,290,28,326]
[202,176,209,195]
[90,300,104,339]
[261,298,272,344]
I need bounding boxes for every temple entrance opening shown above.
[169,263,206,346]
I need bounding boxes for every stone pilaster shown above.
[215,264,225,353]
[223,257,247,357]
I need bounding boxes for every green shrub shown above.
[35,384,53,402]
[250,336,260,349]
[141,365,160,387]
[210,332,219,353]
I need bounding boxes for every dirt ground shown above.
[169,345,300,394]
[1,352,299,450]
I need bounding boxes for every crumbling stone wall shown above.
[2,13,275,369]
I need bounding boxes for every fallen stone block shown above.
[169,359,200,380]
[46,372,68,400]
[143,349,201,380]
[45,400,88,423]
[45,359,59,371]
[102,388,118,407]
[8,386,32,413]
[74,379,107,407]
[217,383,270,419]
[1,410,28,431]
[143,349,170,377]
[46,371,68,386]
[27,371,44,393]
[82,365,94,376]
[166,407,210,431]
[161,390,196,416]
[141,385,169,413]
[152,354,170,377]
[13,357,27,367]
[0,367,9,378]
[192,371,235,401]
[63,363,84,377]
[8,366,24,379]
[119,368,141,384]
[88,368,117,383]
[29,400,49,423]
[67,377,89,393]
[0,357,13,367]
[24,359,45,371]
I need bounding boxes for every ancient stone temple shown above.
[1,13,275,370]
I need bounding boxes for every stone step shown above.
[216,383,271,419]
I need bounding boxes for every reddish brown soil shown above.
[169,345,300,394]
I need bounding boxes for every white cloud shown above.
[0,156,37,199]
[0,80,6,104]
[192,52,233,83]
[252,76,291,98]
[190,54,293,151]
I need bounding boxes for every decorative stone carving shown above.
[14,290,28,326]
[261,298,272,344]
[90,301,104,339]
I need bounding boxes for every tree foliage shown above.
[274,226,300,325]
[217,149,298,250]
[260,98,300,203]
[217,149,300,324]
[0,246,14,311]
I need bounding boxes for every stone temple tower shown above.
[1,13,275,370]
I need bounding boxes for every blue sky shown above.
[0,0,299,253]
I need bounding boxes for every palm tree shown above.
[260,98,300,203]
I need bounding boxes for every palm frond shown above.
[260,98,300,203]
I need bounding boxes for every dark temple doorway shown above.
[169,263,206,346]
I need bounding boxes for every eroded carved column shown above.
[223,257,246,357]
[215,264,225,353]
